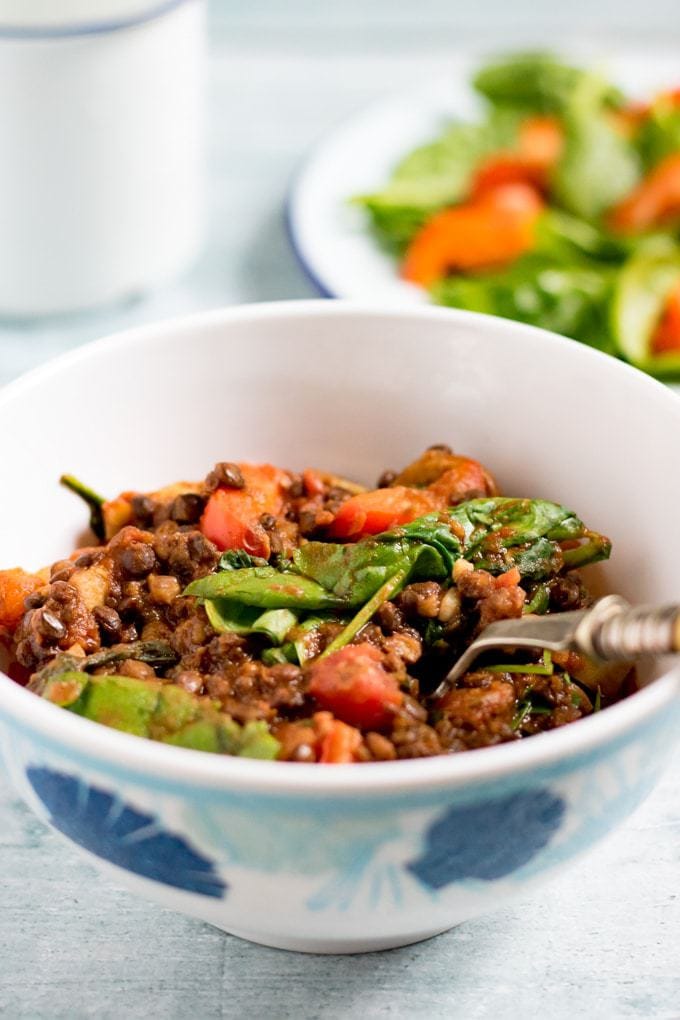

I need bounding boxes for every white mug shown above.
[0,1,206,317]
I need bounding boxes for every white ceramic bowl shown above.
[0,301,678,954]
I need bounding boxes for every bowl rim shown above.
[1,298,679,795]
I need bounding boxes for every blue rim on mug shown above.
[0,0,192,39]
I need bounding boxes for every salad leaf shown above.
[433,252,615,349]
[356,201,432,253]
[351,49,680,375]
[388,122,488,203]
[551,77,641,220]
[538,210,630,263]
[355,110,522,251]
[638,99,680,169]
[473,52,623,114]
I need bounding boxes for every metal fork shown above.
[436,595,680,694]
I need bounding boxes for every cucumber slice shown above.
[611,237,680,375]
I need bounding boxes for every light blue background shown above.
[1,3,679,1016]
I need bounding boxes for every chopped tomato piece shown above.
[0,568,44,631]
[472,156,547,197]
[308,644,403,730]
[472,117,563,197]
[518,116,564,168]
[609,153,680,233]
[608,104,649,137]
[319,719,363,763]
[402,183,543,287]
[611,89,680,136]
[327,486,438,539]
[199,463,288,557]
[651,283,680,355]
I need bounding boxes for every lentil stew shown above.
[0,446,631,763]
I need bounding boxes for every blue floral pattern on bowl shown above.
[407,788,566,889]
[26,766,227,899]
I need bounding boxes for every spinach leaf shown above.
[374,516,462,573]
[247,608,298,644]
[357,122,489,213]
[261,647,296,666]
[538,210,630,263]
[476,536,563,580]
[355,200,432,254]
[205,601,298,644]
[447,497,581,547]
[289,616,333,664]
[204,600,261,635]
[638,101,680,169]
[219,549,269,571]
[433,252,615,351]
[319,567,410,658]
[552,79,641,220]
[449,498,610,579]
[354,110,521,251]
[185,567,345,610]
[293,538,449,604]
[473,52,623,114]
[185,499,609,638]
[562,531,613,568]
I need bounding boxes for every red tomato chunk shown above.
[308,644,404,730]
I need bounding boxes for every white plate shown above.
[288,53,680,303]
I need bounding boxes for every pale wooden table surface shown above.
[1,3,679,1017]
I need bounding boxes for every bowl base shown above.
[221,923,455,955]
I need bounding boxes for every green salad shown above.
[355,52,680,378]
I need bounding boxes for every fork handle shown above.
[577,600,680,662]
